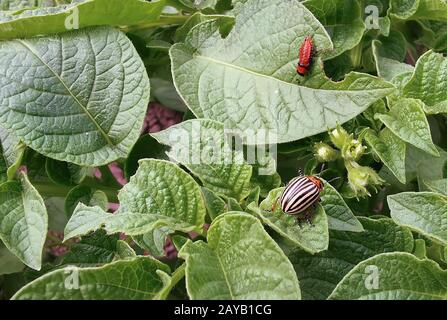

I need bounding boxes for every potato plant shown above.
[1,0,447,300]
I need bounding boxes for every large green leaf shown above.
[64,159,206,240]
[320,179,363,232]
[329,252,447,299]
[65,206,181,247]
[281,217,414,300]
[0,172,47,270]
[0,0,166,40]
[118,159,206,233]
[303,0,365,59]
[403,51,447,114]
[376,98,439,156]
[388,192,447,245]
[252,188,329,254]
[152,119,253,201]
[365,128,407,184]
[0,26,150,166]
[12,256,172,300]
[170,0,394,144]
[179,213,301,299]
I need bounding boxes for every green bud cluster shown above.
[313,125,384,198]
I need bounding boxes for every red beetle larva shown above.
[296,36,315,76]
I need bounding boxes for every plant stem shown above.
[350,0,365,68]
[155,263,186,299]
[33,178,120,203]
[170,262,186,287]
[121,14,190,33]
[350,42,363,69]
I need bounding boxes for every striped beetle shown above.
[272,172,324,226]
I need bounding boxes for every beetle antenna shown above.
[319,162,326,174]
[327,176,342,184]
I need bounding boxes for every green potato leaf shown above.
[179,212,301,299]
[376,98,439,156]
[388,192,447,245]
[0,26,150,166]
[64,159,206,240]
[329,252,447,300]
[170,0,394,144]
[0,0,166,40]
[403,51,447,115]
[12,256,172,300]
[320,179,363,232]
[252,187,329,254]
[152,119,253,201]
[281,217,414,300]
[0,172,47,270]
[365,128,407,184]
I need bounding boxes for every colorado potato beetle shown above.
[272,173,324,225]
[296,36,315,76]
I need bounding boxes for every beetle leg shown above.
[306,216,314,228]
[295,215,303,229]
[303,208,315,228]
